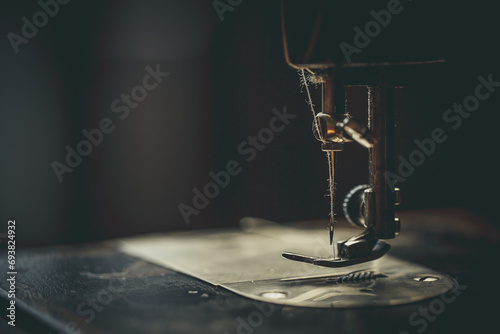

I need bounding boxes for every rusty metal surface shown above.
[119,217,455,308]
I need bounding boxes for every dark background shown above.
[1,0,499,247]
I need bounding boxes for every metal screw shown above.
[413,275,440,282]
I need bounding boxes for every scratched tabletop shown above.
[0,209,499,334]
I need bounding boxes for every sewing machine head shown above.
[279,0,443,267]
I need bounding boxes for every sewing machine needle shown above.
[329,224,333,245]
[328,151,335,246]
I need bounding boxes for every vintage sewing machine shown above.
[117,0,456,309]
[279,0,444,268]
[3,1,498,333]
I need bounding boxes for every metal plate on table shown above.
[119,217,455,308]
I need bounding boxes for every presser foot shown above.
[282,240,390,268]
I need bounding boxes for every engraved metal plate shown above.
[119,218,455,308]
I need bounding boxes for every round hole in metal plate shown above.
[260,291,288,299]
[413,275,440,282]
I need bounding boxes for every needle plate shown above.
[119,217,455,308]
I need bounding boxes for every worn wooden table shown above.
[1,209,499,334]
